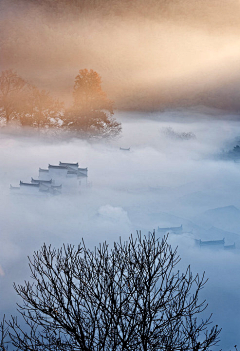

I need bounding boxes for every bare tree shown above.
[8,232,221,351]
[0,315,9,351]
[0,70,26,124]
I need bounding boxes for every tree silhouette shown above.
[19,86,64,130]
[8,232,221,351]
[0,315,8,351]
[64,69,121,138]
[0,70,26,124]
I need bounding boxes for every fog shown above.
[1,0,240,347]
[2,0,240,109]
[0,108,239,348]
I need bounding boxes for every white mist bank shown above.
[0,108,240,349]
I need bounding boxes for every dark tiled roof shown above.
[31,178,52,184]
[59,162,79,167]
[199,239,225,246]
[20,181,39,187]
[158,225,182,232]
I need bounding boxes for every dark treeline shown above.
[0,69,121,138]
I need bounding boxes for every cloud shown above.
[97,205,130,223]
[0,265,5,277]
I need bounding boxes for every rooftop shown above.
[199,239,225,246]
[20,181,40,187]
[158,225,182,232]
[12,161,88,195]
[31,178,53,184]
[59,162,79,167]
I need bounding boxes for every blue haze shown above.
[0,108,240,349]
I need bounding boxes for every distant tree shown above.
[7,232,221,351]
[64,69,121,138]
[163,127,196,140]
[232,145,240,157]
[19,86,64,130]
[0,70,26,124]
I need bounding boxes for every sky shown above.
[0,108,240,349]
[2,0,240,110]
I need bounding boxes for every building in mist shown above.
[39,168,50,180]
[224,243,236,250]
[158,225,183,234]
[10,161,89,196]
[197,238,225,248]
[47,163,88,189]
[19,181,40,195]
[195,238,236,250]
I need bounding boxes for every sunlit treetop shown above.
[73,69,113,114]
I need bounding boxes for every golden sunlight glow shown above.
[1,0,240,110]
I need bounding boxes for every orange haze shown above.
[1,0,240,111]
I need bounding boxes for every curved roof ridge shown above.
[20,181,40,187]
[31,178,52,184]
[59,162,79,167]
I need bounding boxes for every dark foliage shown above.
[19,86,64,130]
[221,144,240,161]
[7,232,221,351]
[63,69,121,138]
[0,70,26,124]
[163,127,196,140]
[0,68,121,138]
[229,145,240,160]
[0,70,63,130]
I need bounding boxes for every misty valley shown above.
[2,0,240,348]
[0,109,239,349]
